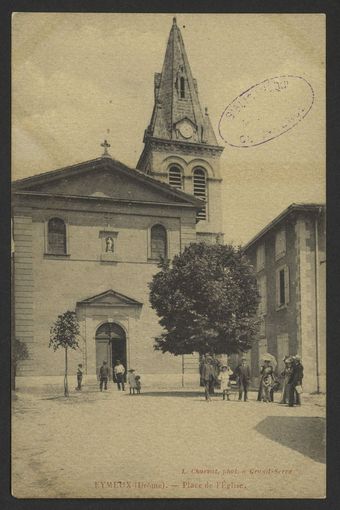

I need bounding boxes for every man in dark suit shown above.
[288,355,304,407]
[201,356,217,401]
[235,357,251,401]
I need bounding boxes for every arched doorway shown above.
[95,322,127,377]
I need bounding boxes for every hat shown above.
[294,355,301,361]
[221,365,228,369]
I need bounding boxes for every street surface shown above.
[12,383,326,498]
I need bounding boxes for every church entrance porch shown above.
[95,322,127,378]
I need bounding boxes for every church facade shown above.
[12,18,224,386]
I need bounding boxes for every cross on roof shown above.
[101,139,111,157]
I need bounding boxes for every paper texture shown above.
[11,13,325,499]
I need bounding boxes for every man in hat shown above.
[235,357,251,401]
[114,359,126,391]
[288,355,304,407]
[201,355,217,401]
[99,361,109,391]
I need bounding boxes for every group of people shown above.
[99,360,141,394]
[200,354,304,407]
[200,355,250,402]
[257,355,304,407]
[75,360,141,394]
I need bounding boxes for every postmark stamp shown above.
[218,75,314,148]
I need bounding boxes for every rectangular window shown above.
[257,274,267,315]
[256,243,265,272]
[277,334,289,373]
[275,228,286,260]
[276,265,290,308]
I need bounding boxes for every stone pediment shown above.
[77,289,143,308]
[12,157,202,207]
[174,117,197,129]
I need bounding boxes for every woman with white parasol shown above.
[257,353,278,403]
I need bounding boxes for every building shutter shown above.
[284,265,290,304]
[276,269,280,307]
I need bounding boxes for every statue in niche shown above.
[105,236,114,253]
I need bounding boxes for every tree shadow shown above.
[255,416,326,464]
[134,390,204,398]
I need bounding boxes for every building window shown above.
[275,228,286,260]
[151,224,167,259]
[277,334,289,373]
[276,265,290,308]
[193,168,207,220]
[257,274,267,315]
[48,217,66,254]
[256,243,265,272]
[168,166,183,190]
[180,77,185,98]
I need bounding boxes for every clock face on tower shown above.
[178,121,194,139]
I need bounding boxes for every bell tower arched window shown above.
[151,224,167,259]
[180,77,185,98]
[193,168,207,220]
[168,166,183,190]
[48,217,66,254]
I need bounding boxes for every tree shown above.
[49,310,80,397]
[149,243,260,356]
[11,337,29,390]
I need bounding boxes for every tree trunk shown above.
[64,346,69,397]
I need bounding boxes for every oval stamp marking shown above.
[218,75,314,148]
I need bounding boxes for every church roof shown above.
[12,156,204,208]
[77,289,142,307]
[144,17,220,147]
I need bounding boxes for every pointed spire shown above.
[145,18,219,146]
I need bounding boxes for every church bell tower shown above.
[137,17,224,243]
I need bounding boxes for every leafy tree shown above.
[11,337,29,390]
[149,243,260,356]
[49,310,80,397]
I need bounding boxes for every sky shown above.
[12,13,325,244]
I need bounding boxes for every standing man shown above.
[75,363,83,391]
[235,357,251,402]
[114,359,126,391]
[288,355,304,407]
[99,360,109,391]
[201,355,217,402]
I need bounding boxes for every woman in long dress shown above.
[279,357,293,404]
[259,360,275,402]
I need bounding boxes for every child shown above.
[127,369,137,395]
[135,375,141,394]
[218,364,233,401]
[75,363,83,391]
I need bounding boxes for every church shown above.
[12,18,225,386]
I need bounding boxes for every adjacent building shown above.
[243,204,326,393]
